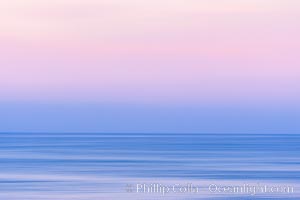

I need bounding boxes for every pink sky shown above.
[0,0,299,105]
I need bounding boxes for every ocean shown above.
[0,133,299,199]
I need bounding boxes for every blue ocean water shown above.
[0,133,299,199]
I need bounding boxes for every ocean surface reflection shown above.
[0,133,299,199]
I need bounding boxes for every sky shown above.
[0,0,299,133]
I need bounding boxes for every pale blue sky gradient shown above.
[1,102,299,133]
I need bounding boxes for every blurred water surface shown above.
[0,133,299,199]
